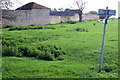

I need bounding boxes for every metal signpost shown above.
[98,7,116,72]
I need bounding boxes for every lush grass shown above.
[2,19,118,78]
[2,57,118,78]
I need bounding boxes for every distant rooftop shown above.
[50,9,80,16]
[50,10,99,16]
[16,2,50,10]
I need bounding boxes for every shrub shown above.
[57,56,64,60]
[3,42,66,61]
[38,26,43,29]
[67,20,77,24]
[67,28,88,32]
[2,38,19,46]
[29,25,35,26]
[37,45,66,60]
[74,28,88,32]
[2,46,18,56]
[18,46,38,57]
[59,25,66,28]
[8,25,55,31]
[102,64,118,72]
[37,51,54,61]
[5,25,15,28]
[53,50,63,58]
[18,46,29,57]
[8,26,29,31]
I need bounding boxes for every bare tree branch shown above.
[74,0,87,22]
[0,0,20,9]
[74,0,87,11]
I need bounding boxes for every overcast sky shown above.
[12,0,119,16]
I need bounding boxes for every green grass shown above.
[2,19,118,78]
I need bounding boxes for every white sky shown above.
[12,0,119,16]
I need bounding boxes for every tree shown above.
[0,0,20,9]
[53,8,57,11]
[74,0,87,22]
[89,11,97,14]
[65,8,71,11]
[58,8,64,11]
[0,0,12,9]
[51,8,57,11]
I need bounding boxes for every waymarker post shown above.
[98,7,116,72]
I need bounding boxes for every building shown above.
[50,9,99,24]
[50,10,79,24]
[2,2,50,27]
[82,13,100,20]
[2,2,100,27]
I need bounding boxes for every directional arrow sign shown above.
[98,9,116,15]
[98,9,106,15]
[108,10,116,15]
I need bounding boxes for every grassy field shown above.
[1,20,118,78]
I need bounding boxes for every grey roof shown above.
[50,10,80,16]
